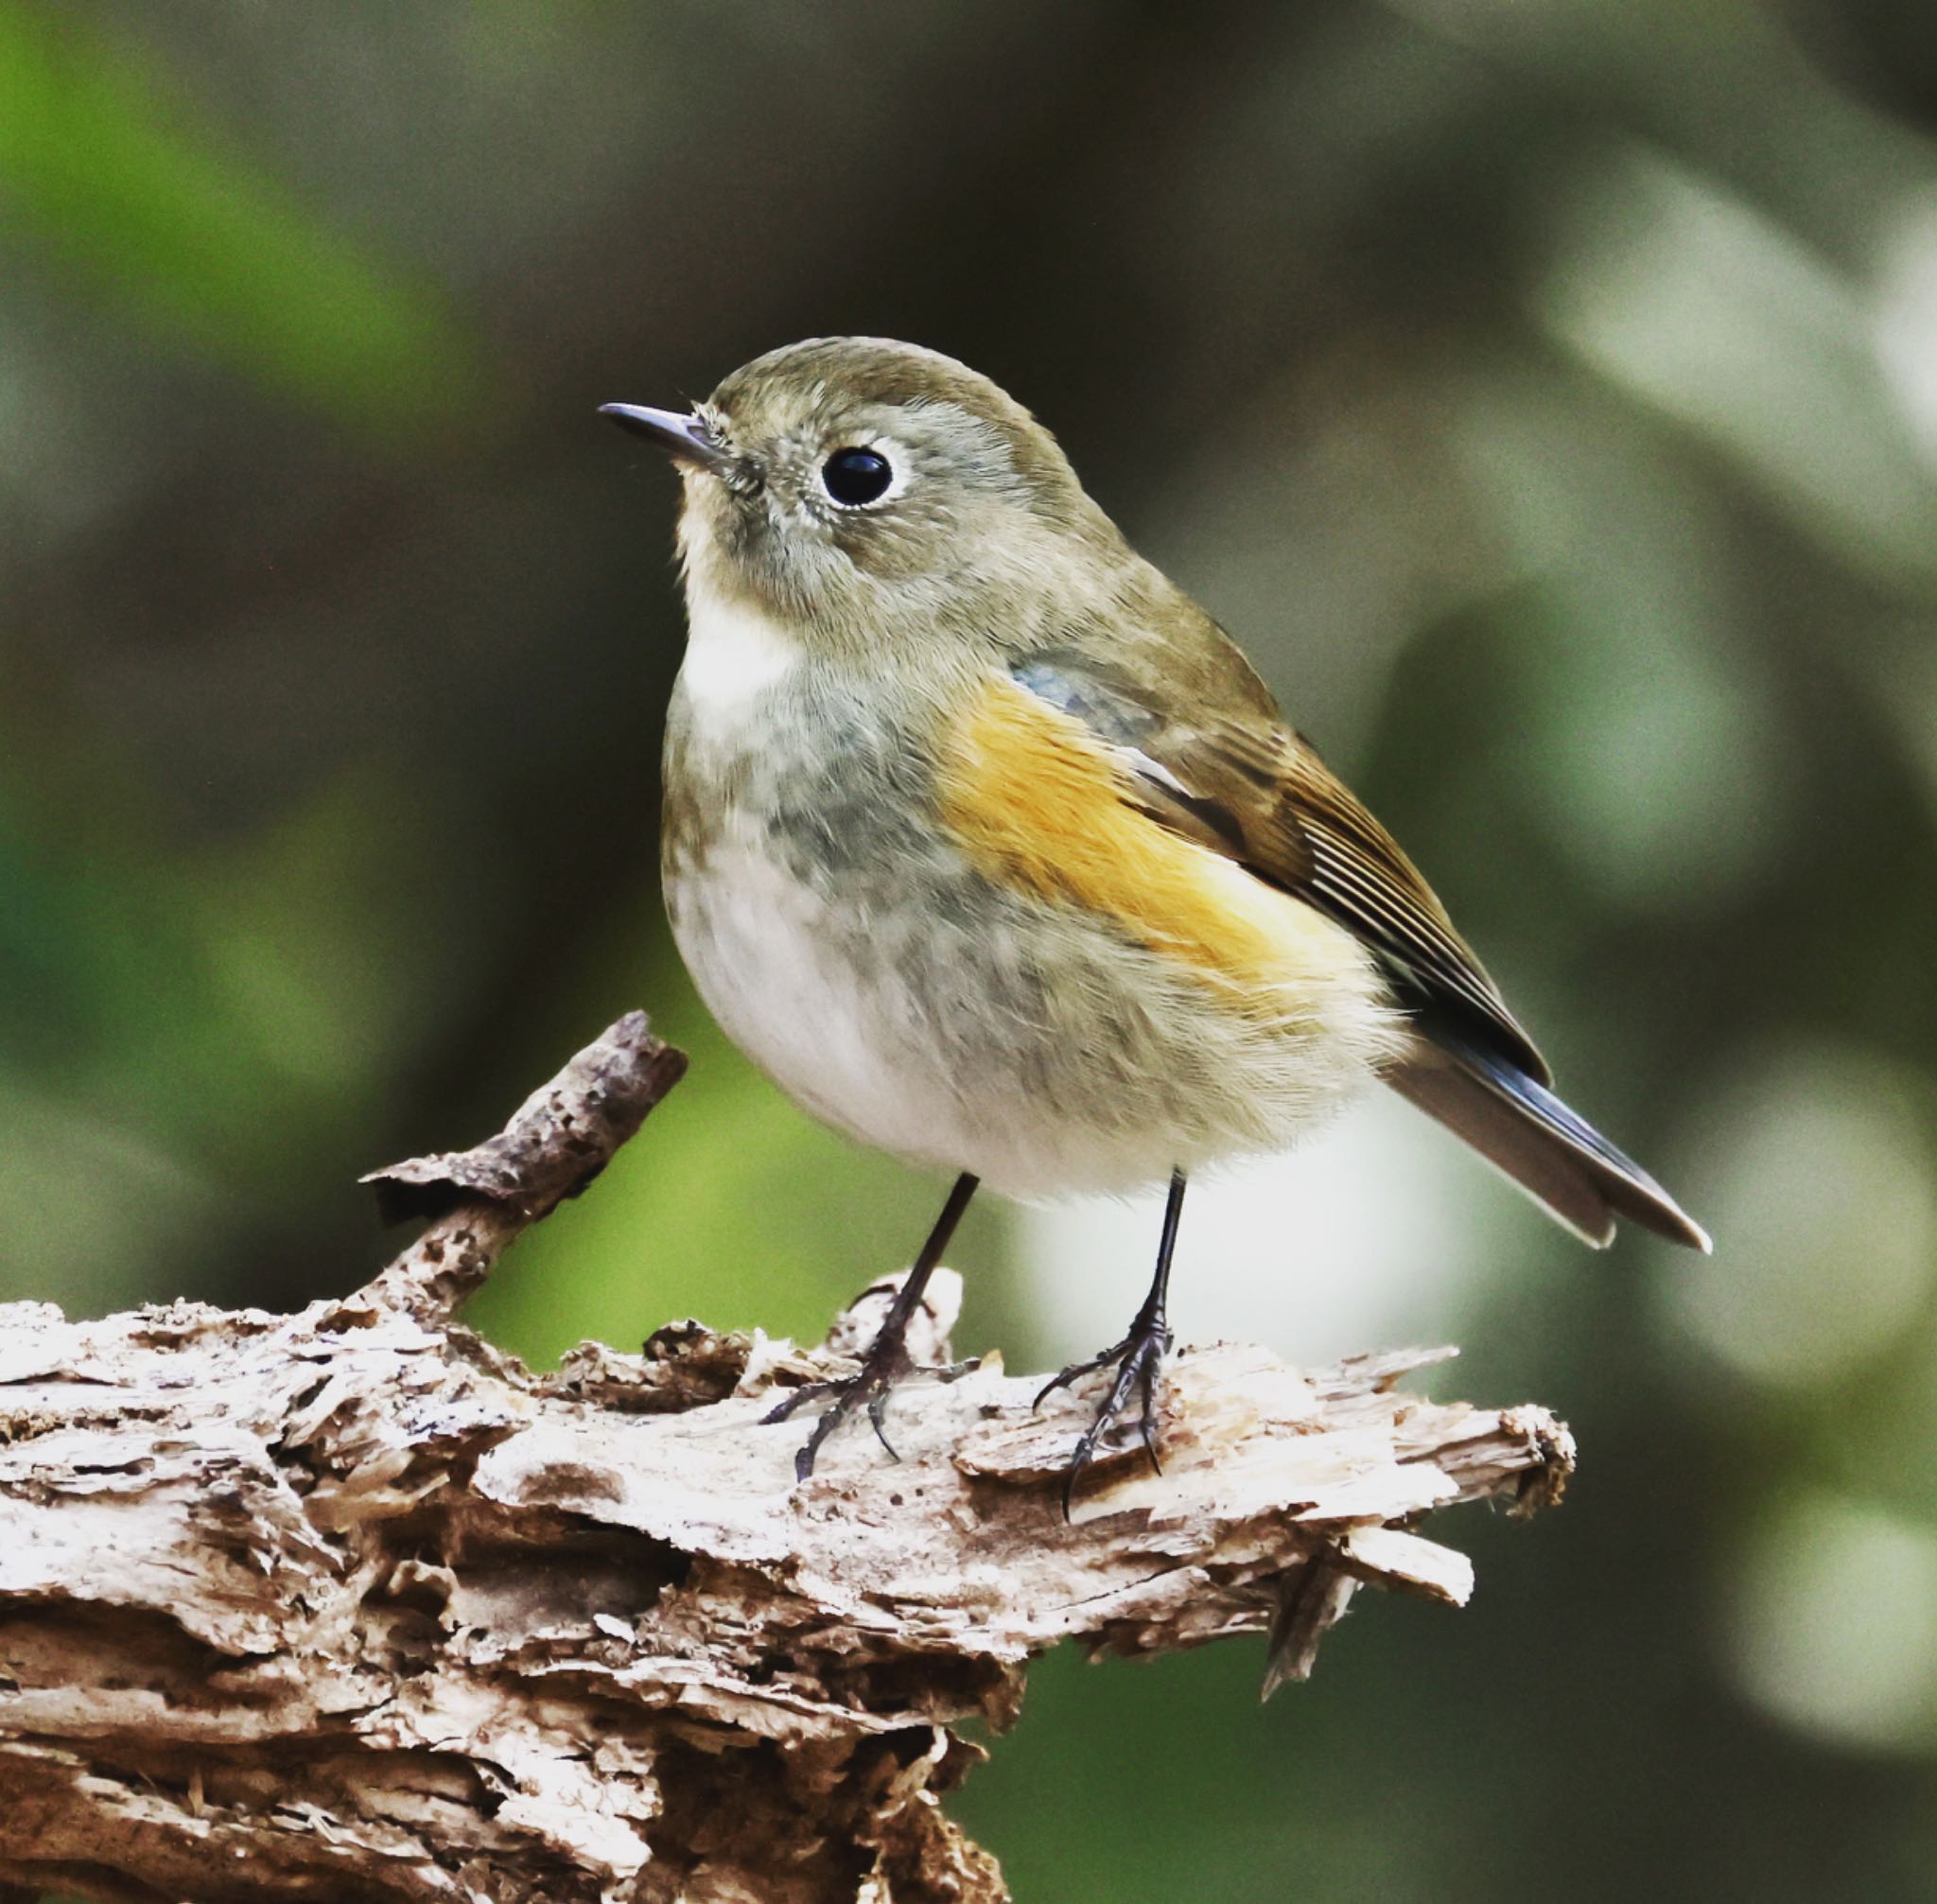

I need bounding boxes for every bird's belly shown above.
[665,823,1401,1199]
[666,833,983,1172]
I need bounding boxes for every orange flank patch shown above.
[936,673,1370,1005]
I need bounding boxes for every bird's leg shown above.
[1036,1167,1187,1518]
[763,1172,979,1482]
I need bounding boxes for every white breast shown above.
[674,585,801,751]
[669,830,976,1170]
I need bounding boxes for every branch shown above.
[0,1014,1574,1904]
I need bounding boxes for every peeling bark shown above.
[0,1014,1574,1903]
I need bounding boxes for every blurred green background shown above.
[5,2,1937,1897]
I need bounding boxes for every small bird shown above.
[602,338,1709,1506]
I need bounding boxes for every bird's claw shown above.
[1036,1303,1174,1519]
[764,1349,980,1481]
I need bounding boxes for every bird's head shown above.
[602,337,1123,656]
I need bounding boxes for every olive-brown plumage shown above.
[602,336,1707,1497]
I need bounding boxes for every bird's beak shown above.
[598,403,732,472]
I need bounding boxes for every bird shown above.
[601,337,1710,1509]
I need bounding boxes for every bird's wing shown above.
[1005,650,1552,1085]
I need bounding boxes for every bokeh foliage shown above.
[4,2,1936,1897]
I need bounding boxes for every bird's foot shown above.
[763,1332,977,1482]
[1035,1299,1174,1519]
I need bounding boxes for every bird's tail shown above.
[1385,1033,1711,1251]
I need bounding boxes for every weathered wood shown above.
[0,1014,1574,1903]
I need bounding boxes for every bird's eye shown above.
[821,445,893,507]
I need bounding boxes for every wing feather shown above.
[1003,650,1708,1249]
[1009,656,1549,1082]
